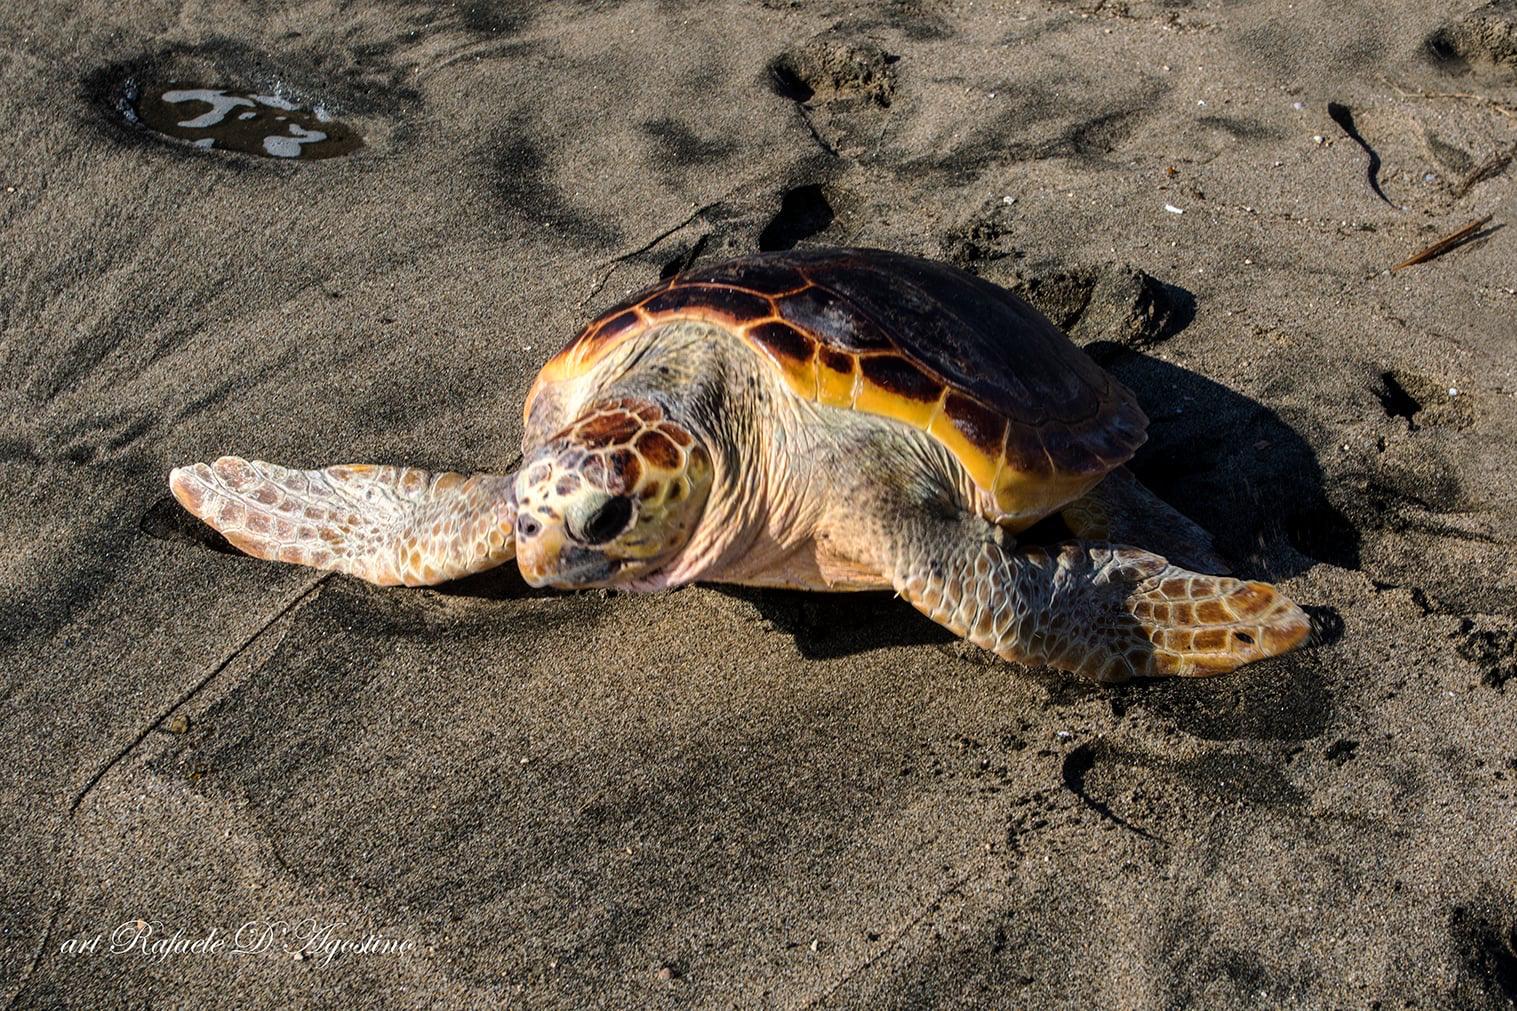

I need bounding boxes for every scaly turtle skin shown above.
[170,247,1310,681]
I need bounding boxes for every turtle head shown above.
[513,399,713,588]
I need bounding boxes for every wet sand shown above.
[3,0,1517,1006]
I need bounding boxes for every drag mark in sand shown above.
[575,187,745,310]
[807,861,987,1007]
[68,575,331,813]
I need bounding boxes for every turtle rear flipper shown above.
[168,456,517,586]
[1061,467,1230,575]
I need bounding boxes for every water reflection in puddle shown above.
[132,84,362,160]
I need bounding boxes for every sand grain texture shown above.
[2,0,1517,1007]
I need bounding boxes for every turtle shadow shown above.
[717,585,954,660]
[436,568,954,660]
[1084,341,1355,581]
[140,493,242,555]
[431,565,549,600]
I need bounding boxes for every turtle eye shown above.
[574,495,634,544]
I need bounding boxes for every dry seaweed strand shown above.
[1454,148,1514,198]
[1383,76,1517,121]
[1389,214,1494,272]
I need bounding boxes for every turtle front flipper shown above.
[169,456,517,586]
[863,509,1309,682]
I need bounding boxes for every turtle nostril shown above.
[517,516,541,539]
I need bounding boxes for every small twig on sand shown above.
[1382,76,1517,121]
[1389,214,1494,272]
[1454,148,1515,198]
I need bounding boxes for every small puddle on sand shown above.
[131,84,362,160]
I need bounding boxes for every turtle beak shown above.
[517,531,619,588]
[515,523,562,587]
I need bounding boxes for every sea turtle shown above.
[169,247,1310,681]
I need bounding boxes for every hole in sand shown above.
[767,40,898,107]
[1376,371,1423,430]
[129,83,362,160]
[768,62,815,103]
[757,184,834,251]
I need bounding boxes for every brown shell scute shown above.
[534,247,1148,526]
[747,320,814,366]
[859,354,941,403]
[942,393,1005,453]
[593,310,641,345]
[818,347,853,373]
[677,259,808,294]
[642,284,772,322]
[776,286,891,352]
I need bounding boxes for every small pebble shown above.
[809,939,820,953]
[656,965,678,981]
[1164,203,1184,214]
[166,714,191,734]
[1293,101,1306,110]
[1312,135,1324,145]
[1002,195,1016,205]
[1449,387,1459,397]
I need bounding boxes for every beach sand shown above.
[3,0,1516,1006]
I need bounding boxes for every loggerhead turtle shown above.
[170,247,1310,681]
